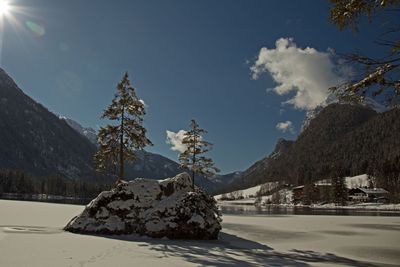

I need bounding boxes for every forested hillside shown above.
[220,104,400,200]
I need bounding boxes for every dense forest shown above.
[265,104,400,202]
[221,104,400,202]
[0,169,112,200]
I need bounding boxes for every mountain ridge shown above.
[213,103,399,195]
[0,68,182,183]
[0,68,97,179]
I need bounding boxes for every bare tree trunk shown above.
[119,108,124,184]
[192,169,195,191]
[191,153,196,191]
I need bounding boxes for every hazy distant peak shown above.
[61,117,97,145]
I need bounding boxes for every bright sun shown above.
[0,0,10,16]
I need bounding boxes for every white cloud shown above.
[276,121,295,134]
[251,38,352,110]
[166,130,187,153]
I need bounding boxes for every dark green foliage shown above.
[302,180,314,205]
[268,104,376,181]
[0,169,111,199]
[266,105,399,186]
[179,120,219,190]
[372,161,400,203]
[94,72,152,183]
[329,0,400,31]
[331,168,348,206]
[316,185,333,203]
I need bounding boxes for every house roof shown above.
[315,182,332,186]
[292,185,304,190]
[358,188,389,194]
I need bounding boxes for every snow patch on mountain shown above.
[301,94,388,132]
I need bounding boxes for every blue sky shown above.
[0,0,392,174]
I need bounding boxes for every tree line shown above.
[0,169,111,199]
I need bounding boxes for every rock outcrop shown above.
[64,173,222,239]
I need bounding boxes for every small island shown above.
[65,173,221,239]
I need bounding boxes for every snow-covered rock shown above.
[64,173,222,239]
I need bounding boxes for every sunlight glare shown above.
[0,1,10,16]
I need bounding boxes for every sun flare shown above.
[0,0,10,16]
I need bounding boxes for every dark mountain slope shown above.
[331,107,400,175]
[125,150,181,180]
[0,68,96,179]
[61,117,182,180]
[0,68,183,183]
[212,138,294,194]
[215,103,399,196]
[264,104,399,186]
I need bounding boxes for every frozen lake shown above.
[3,195,400,217]
[219,203,400,217]
[0,199,399,266]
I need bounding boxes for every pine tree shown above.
[303,175,314,205]
[367,174,375,189]
[178,119,219,190]
[332,174,348,206]
[94,72,152,183]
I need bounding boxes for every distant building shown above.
[292,185,304,203]
[292,183,333,204]
[348,188,389,203]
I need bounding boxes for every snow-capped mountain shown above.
[61,117,97,145]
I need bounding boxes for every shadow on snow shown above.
[93,231,389,267]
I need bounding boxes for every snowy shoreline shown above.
[218,200,400,211]
[215,174,400,212]
[306,203,400,211]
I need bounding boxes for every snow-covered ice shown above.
[1,199,399,266]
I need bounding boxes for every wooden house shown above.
[348,188,389,203]
[292,185,304,203]
[292,183,334,204]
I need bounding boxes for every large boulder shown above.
[64,173,222,239]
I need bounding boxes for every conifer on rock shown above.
[178,119,219,190]
[94,72,152,183]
